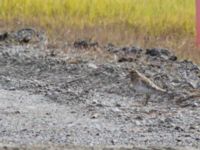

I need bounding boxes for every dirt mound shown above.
[0,29,200,148]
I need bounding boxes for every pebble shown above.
[91,113,99,119]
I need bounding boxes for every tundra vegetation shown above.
[0,0,199,63]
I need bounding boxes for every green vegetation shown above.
[0,0,195,36]
[0,0,199,63]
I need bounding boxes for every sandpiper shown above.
[129,69,167,105]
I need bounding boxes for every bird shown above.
[128,69,167,105]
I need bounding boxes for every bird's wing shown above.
[138,71,166,92]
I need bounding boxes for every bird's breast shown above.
[133,84,152,93]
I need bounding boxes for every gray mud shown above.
[0,30,200,149]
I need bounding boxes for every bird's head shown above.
[127,69,140,82]
[129,69,138,76]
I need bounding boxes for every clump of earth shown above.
[0,28,200,150]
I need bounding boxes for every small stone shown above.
[160,49,171,56]
[74,40,88,48]
[91,113,99,119]
[88,63,98,69]
[50,50,56,57]
[195,137,200,141]
[92,101,97,105]
[147,127,153,132]
[96,103,104,107]
[189,125,196,130]
[169,55,177,61]
[70,111,76,114]
[90,42,98,47]
[14,111,20,114]
[174,126,184,132]
[9,87,16,91]
[125,116,131,121]
[115,103,121,107]
[184,134,191,137]
[164,117,173,123]
[96,133,100,136]
[107,43,115,48]
[117,114,122,118]
[176,138,182,142]
[111,139,115,145]
[191,102,199,107]
[45,112,51,115]
[135,116,143,120]
[74,39,98,49]
[118,57,134,63]
[135,120,141,126]
[146,48,161,57]
[121,47,129,52]
[130,46,143,53]
[3,146,8,150]
[0,32,8,41]
[21,129,28,132]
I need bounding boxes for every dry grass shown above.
[0,0,199,63]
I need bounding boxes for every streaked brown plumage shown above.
[129,69,166,105]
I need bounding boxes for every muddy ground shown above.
[0,29,200,149]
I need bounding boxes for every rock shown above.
[110,139,116,145]
[0,28,45,47]
[14,111,20,114]
[115,103,121,107]
[130,46,143,53]
[191,102,199,108]
[164,117,173,123]
[87,63,98,69]
[145,48,174,60]
[146,48,161,57]
[176,138,182,142]
[174,126,184,132]
[49,50,57,57]
[121,47,129,52]
[8,87,16,91]
[121,46,142,54]
[195,137,200,141]
[91,113,99,119]
[106,45,142,55]
[74,39,98,49]
[107,43,115,48]
[169,55,178,61]
[118,57,134,63]
[0,32,8,41]
[189,125,197,130]
[147,127,154,132]
[135,116,143,120]
[96,103,104,107]
[16,28,36,43]
[135,120,142,126]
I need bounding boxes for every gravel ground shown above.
[0,29,200,149]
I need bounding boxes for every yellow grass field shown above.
[0,0,199,62]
